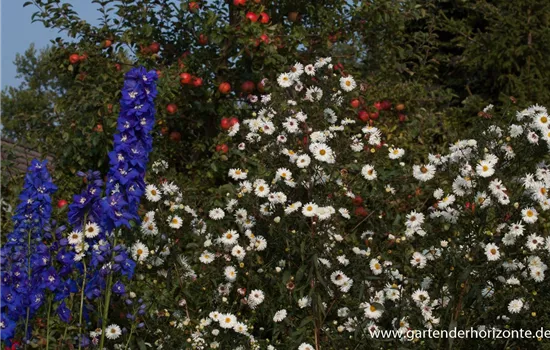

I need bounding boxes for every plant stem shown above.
[78,262,87,350]
[99,236,117,349]
[46,295,53,350]
[124,323,136,350]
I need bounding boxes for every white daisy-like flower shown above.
[209,208,225,220]
[304,64,315,76]
[522,207,538,223]
[277,73,294,88]
[248,289,265,309]
[284,201,302,214]
[485,243,500,261]
[339,208,350,219]
[221,230,239,246]
[298,343,315,350]
[298,296,311,309]
[131,241,149,262]
[84,222,101,239]
[339,76,356,92]
[361,165,377,180]
[411,289,430,305]
[254,181,270,198]
[309,142,335,163]
[508,299,523,314]
[476,160,495,178]
[302,202,318,217]
[273,309,287,322]
[405,211,425,229]
[199,250,215,264]
[296,154,311,168]
[105,324,122,340]
[224,265,237,282]
[413,164,436,182]
[68,230,83,245]
[231,245,246,260]
[145,184,161,202]
[330,270,349,286]
[369,259,383,275]
[363,303,383,320]
[275,168,293,181]
[388,147,405,159]
[228,168,247,180]
[410,252,427,268]
[290,62,304,78]
[233,322,248,334]
[168,215,183,229]
[526,234,544,251]
[219,314,237,329]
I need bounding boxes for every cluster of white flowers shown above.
[140,60,549,348]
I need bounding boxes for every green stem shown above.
[124,323,136,350]
[78,262,87,350]
[45,295,53,350]
[99,236,117,349]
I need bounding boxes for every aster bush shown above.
[130,58,550,350]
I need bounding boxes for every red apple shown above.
[374,101,382,110]
[229,117,239,126]
[358,110,369,122]
[156,70,162,78]
[166,104,178,115]
[219,82,231,94]
[169,131,181,142]
[233,0,246,5]
[246,12,259,22]
[241,80,255,93]
[57,199,68,208]
[149,42,161,53]
[220,118,231,130]
[381,100,392,111]
[79,54,88,62]
[352,196,363,206]
[216,144,229,153]
[369,112,379,120]
[192,77,203,87]
[104,39,112,48]
[189,1,200,12]
[180,72,192,84]
[399,113,407,123]
[260,34,269,44]
[350,99,361,109]
[69,54,80,64]
[94,124,103,132]
[259,12,270,23]
[354,207,368,217]
[160,126,169,135]
[198,34,208,45]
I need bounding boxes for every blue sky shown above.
[1,1,99,89]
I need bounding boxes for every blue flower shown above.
[0,313,17,341]
[56,301,71,323]
[112,280,126,295]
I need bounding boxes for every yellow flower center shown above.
[370,305,377,312]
